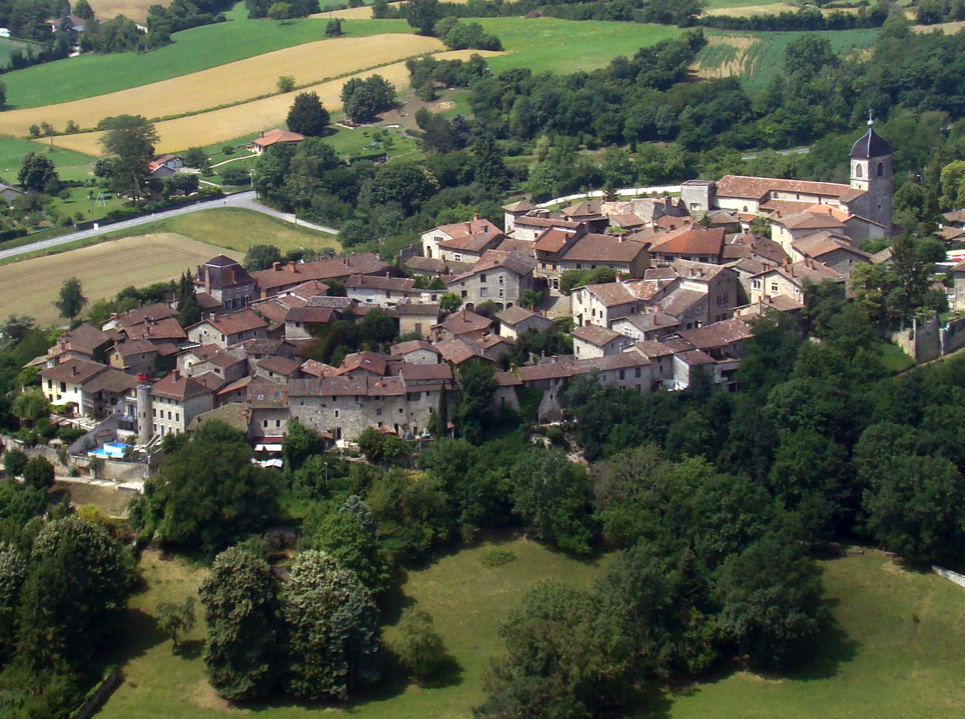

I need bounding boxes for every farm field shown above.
[92,545,965,719]
[694,28,880,91]
[87,0,158,22]
[0,34,444,138]
[704,2,799,16]
[915,19,965,32]
[0,16,413,110]
[0,134,95,181]
[95,537,608,719]
[47,49,500,154]
[0,233,241,325]
[669,553,965,719]
[154,208,341,255]
[475,17,682,73]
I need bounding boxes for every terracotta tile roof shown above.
[676,318,754,349]
[534,228,576,254]
[217,375,252,395]
[300,359,338,377]
[336,351,388,376]
[579,282,636,307]
[737,294,804,316]
[203,353,245,369]
[195,292,221,310]
[289,375,405,398]
[258,355,302,376]
[480,334,514,352]
[716,174,852,201]
[792,232,870,261]
[152,372,212,401]
[113,302,178,327]
[939,225,965,241]
[514,215,584,230]
[724,233,787,264]
[390,340,438,356]
[448,250,537,283]
[503,200,535,212]
[438,230,505,253]
[494,238,536,256]
[495,370,523,386]
[562,200,602,217]
[405,256,475,275]
[496,305,543,326]
[251,254,390,291]
[580,352,651,371]
[201,309,268,336]
[345,275,417,292]
[608,213,647,228]
[675,349,717,366]
[658,288,706,317]
[728,258,771,276]
[572,324,621,347]
[517,361,580,382]
[78,368,134,394]
[943,209,965,224]
[776,211,846,231]
[429,218,501,238]
[193,371,228,392]
[248,379,289,407]
[562,233,649,263]
[41,358,108,384]
[644,267,678,280]
[122,317,186,342]
[396,302,441,316]
[670,259,731,280]
[436,338,492,364]
[754,260,845,284]
[285,306,337,324]
[56,323,110,356]
[112,339,158,356]
[759,199,813,217]
[871,247,893,265]
[283,279,331,299]
[438,309,492,335]
[634,339,693,358]
[654,215,693,231]
[196,255,253,290]
[649,228,724,258]
[253,299,299,325]
[613,312,679,333]
[250,128,305,148]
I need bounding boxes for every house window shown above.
[377,408,382,416]
[480,288,488,297]
[855,164,863,178]
[619,370,625,380]
[276,420,281,428]
[480,274,487,283]
[498,275,504,284]
[635,367,641,378]
[175,413,179,422]
[399,408,404,414]
[168,411,172,420]
[334,409,340,419]
[877,162,884,177]
[454,254,462,262]
[499,289,504,298]
[752,279,761,289]
[60,382,66,392]
[263,420,269,429]
[770,283,779,293]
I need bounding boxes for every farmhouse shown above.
[193,255,256,314]
[247,129,305,154]
[444,250,537,311]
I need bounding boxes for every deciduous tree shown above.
[98,115,158,203]
[54,276,87,321]
[156,596,196,651]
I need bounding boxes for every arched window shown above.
[855,164,863,178]
[877,162,884,177]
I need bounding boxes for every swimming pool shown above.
[88,442,129,459]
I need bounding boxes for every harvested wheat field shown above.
[0,35,443,138]
[0,234,241,325]
[915,20,965,32]
[49,49,502,154]
[693,34,758,79]
[704,2,797,16]
[315,0,469,20]
[87,0,156,22]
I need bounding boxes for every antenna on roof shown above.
[867,109,874,127]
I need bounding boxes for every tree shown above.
[451,360,497,444]
[3,448,28,478]
[0,543,26,661]
[176,271,200,327]
[287,91,330,137]
[12,389,48,427]
[138,421,280,554]
[863,454,965,564]
[357,307,396,347]
[268,1,293,20]
[308,501,391,593]
[325,16,342,36]
[341,75,396,124]
[0,314,35,351]
[73,0,95,19]
[282,550,382,701]
[18,152,59,193]
[156,597,196,651]
[475,581,632,719]
[277,75,296,93]
[404,0,441,35]
[199,546,280,701]
[220,165,250,186]
[14,517,133,674]
[472,132,510,192]
[511,448,595,554]
[392,607,452,680]
[244,244,283,271]
[519,289,542,310]
[98,115,159,203]
[22,456,54,491]
[54,276,88,321]
[182,146,210,171]
[439,292,462,313]
[714,531,828,671]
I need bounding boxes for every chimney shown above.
[204,266,211,294]
[473,212,479,221]
[273,261,281,271]
[71,365,78,376]
[289,261,296,271]
[172,369,181,381]
[260,130,265,138]
[386,271,391,278]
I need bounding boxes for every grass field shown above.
[96,537,607,719]
[694,28,880,91]
[474,18,682,74]
[0,134,95,182]
[155,208,341,255]
[92,544,965,719]
[0,34,443,138]
[48,49,499,155]
[669,553,965,718]
[0,17,413,111]
[52,481,134,518]
[0,233,241,325]
[704,2,799,16]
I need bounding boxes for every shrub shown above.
[481,547,515,567]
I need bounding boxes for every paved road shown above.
[0,191,339,262]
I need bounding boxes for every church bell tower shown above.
[850,112,893,233]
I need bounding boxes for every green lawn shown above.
[0,37,41,66]
[1,17,414,110]
[668,553,965,719]
[0,134,95,182]
[95,537,608,719]
[880,342,915,372]
[703,0,789,7]
[475,18,682,74]
[152,207,341,255]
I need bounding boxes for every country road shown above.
[0,191,339,263]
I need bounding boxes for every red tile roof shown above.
[562,233,649,263]
[649,227,724,258]
[716,174,852,200]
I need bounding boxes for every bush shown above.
[481,547,515,567]
[3,448,27,477]
[221,166,251,186]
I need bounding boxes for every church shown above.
[680,119,893,248]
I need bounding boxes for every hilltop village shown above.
[32,121,904,460]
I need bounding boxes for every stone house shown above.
[249,254,392,299]
[254,355,303,384]
[187,309,268,348]
[390,340,440,365]
[495,305,554,340]
[345,274,419,306]
[82,370,137,421]
[150,371,215,436]
[788,231,872,276]
[611,312,680,343]
[749,260,845,304]
[571,325,633,359]
[40,358,109,416]
[433,310,493,342]
[396,303,441,338]
[444,250,537,311]
[647,227,725,265]
[109,339,179,376]
[193,255,256,315]
[283,297,355,341]
[421,217,502,260]
[48,323,111,364]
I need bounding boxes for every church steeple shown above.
[848,114,893,233]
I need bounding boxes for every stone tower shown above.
[136,377,152,446]
[850,113,893,233]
